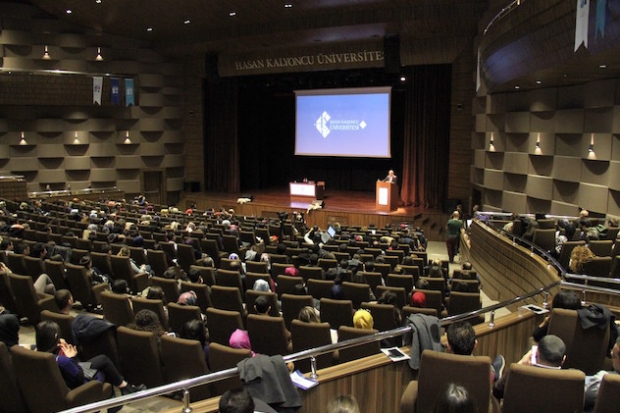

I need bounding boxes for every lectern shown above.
[376,181,399,212]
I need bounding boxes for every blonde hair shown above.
[569,245,595,273]
[298,306,320,323]
[327,395,360,413]
[118,246,130,257]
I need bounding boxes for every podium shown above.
[376,181,399,212]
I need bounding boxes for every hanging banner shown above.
[476,47,481,92]
[574,0,589,51]
[110,78,120,105]
[595,0,607,39]
[93,76,103,105]
[125,78,135,107]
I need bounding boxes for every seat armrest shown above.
[400,380,419,413]
[132,272,150,294]
[38,294,60,312]
[66,380,113,408]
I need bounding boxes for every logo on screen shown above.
[315,111,331,138]
[315,111,368,139]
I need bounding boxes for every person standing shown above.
[446,211,463,263]
[383,170,398,184]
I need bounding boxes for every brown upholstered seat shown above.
[0,342,28,413]
[592,372,620,413]
[320,298,354,330]
[337,325,380,364]
[8,273,58,325]
[205,307,244,346]
[161,335,212,401]
[291,319,333,372]
[246,314,292,356]
[208,342,251,396]
[100,290,134,327]
[167,302,203,335]
[117,326,165,389]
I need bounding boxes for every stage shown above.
[180,188,449,242]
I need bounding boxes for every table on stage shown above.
[289,181,324,200]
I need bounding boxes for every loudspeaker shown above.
[241,194,254,201]
[205,53,219,83]
[384,35,400,73]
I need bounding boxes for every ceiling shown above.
[24,0,487,56]
[15,0,620,92]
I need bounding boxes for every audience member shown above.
[433,383,478,413]
[179,319,210,370]
[493,334,566,400]
[326,394,361,413]
[447,322,504,383]
[584,336,620,411]
[353,309,374,330]
[569,245,594,274]
[0,304,20,348]
[229,329,255,356]
[54,289,74,315]
[532,290,581,342]
[36,320,145,394]
[298,306,320,323]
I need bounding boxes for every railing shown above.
[59,217,620,413]
[29,186,122,198]
[59,283,559,413]
[483,0,528,36]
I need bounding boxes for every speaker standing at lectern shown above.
[382,170,398,184]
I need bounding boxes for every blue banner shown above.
[596,0,607,39]
[110,77,120,104]
[125,78,135,107]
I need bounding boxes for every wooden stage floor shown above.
[182,189,449,239]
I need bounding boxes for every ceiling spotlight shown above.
[184,19,191,24]
[514,85,520,90]
[599,64,607,69]
[96,0,102,3]
[66,9,72,14]
[229,11,237,16]
[95,47,103,61]
[284,3,293,8]
[42,45,51,59]
[146,27,153,32]
[536,80,542,84]
[400,76,406,82]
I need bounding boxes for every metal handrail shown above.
[483,0,527,36]
[60,282,561,413]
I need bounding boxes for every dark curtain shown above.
[204,78,240,192]
[400,65,452,209]
[203,66,451,200]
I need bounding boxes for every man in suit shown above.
[383,169,398,184]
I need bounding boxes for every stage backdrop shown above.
[203,65,451,209]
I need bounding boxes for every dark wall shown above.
[237,69,405,193]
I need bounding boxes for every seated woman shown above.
[127,309,167,347]
[36,320,145,394]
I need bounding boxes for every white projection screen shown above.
[294,87,392,158]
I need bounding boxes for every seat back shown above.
[205,307,244,345]
[276,275,304,298]
[40,310,75,345]
[320,298,354,329]
[22,256,44,281]
[402,305,439,318]
[176,244,197,273]
[0,342,28,413]
[589,240,613,257]
[245,290,279,317]
[360,302,398,332]
[65,263,98,309]
[299,266,324,282]
[582,257,613,278]
[291,320,333,372]
[180,281,212,312]
[215,269,244,293]
[151,276,180,304]
[307,279,335,300]
[161,335,211,401]
[110,255,137,285]
[416,350,493,413]
[502,363,585,413]
[9,273,56,325]
[167,302,202,335]
[246,261,268,274]
[375,285,407,309]
[592,372,620,413]
[337,326,380,363]
[101,291,134,327]
[246,314,290,356]
[211,285,245,313]
[547,308,610,375]
[6,254,26,275]
[0,271,19,314]
[208,342,251,396]
[90,252,114,280]
[415,289,443,314]
[342,281,370,309]
[131,297,169,330]
[117,326,165,389]
[146,249,169,278]
[281,294,315,330]
[532,228,556,253]
[386,274,414,292]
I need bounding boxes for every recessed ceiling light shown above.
[400,76,406,82]
[536,80,542,84]
[147,27,153,32]
[66,9,72,14]
[184,19,191,24]
[599,64,607,69]
[514,85,520,90]
[96,0,102,3]
[284,3,293,8]
[229,12,236,16]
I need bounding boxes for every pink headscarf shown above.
[284,267,300,277]
[229,329,254,356]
